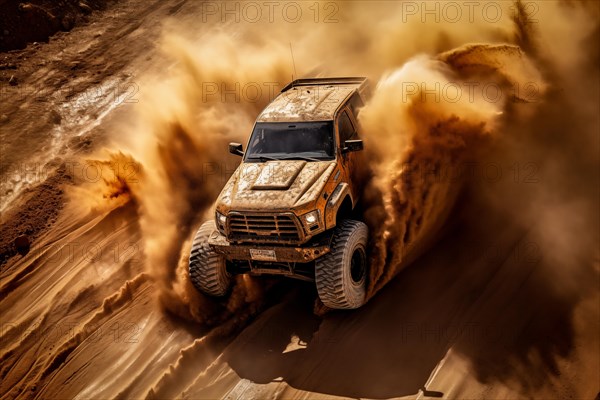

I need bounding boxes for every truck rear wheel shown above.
[189,220,232,296]
[315,219,368,309]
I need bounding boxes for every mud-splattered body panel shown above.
[212,77,368,255]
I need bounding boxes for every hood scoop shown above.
[251,160,306,190]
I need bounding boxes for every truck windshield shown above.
[245,122,335,161]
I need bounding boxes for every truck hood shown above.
[217,160,337,211]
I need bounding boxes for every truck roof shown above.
[256,77,368,123]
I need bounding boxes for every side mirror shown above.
[343,139,363,153]
[229,142,244,156]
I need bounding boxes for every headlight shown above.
[303,210,320,226]
[216,211,227,232]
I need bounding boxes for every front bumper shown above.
[207,229,330,263]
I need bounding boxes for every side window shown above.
[337,111,356,144]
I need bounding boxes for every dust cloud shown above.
[75,0,597,330]
[116,32,294,324]
[358,41,552,296]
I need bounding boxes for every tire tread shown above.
[315,219,367,309]
[189,221,231,296]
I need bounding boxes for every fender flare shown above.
[325,182,353,230]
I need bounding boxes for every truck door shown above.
[336,107,363,202]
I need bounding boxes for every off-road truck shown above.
[189,77,370,309]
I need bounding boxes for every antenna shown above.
[289,42,297,82]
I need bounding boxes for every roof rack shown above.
[280,77,368,93]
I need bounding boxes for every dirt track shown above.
[1,1,599,399]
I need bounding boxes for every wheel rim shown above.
[350,247,366,284]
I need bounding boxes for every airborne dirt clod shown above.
[0,1,598,399]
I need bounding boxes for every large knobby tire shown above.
[315,219,368,309]
[189,220,232,297]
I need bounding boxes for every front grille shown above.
[228,213,302,243]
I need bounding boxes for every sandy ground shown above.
[1,1,599,399]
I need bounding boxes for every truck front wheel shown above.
[315,219,368,309]
[189,220,232,297]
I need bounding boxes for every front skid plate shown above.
[207,229,330,263]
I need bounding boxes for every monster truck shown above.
[189,77,370,309]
